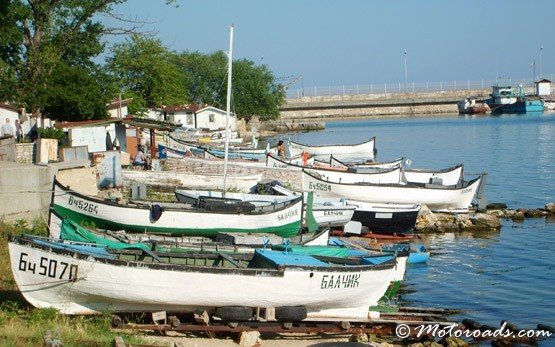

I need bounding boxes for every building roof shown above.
[107,98,133,110]
[122,116,182,131]
[0,103,20,112]
[55,117,182,131]
[537,79,551,83]
[54,118,119,129]
[162,104,201,113]
[197,106,235,117]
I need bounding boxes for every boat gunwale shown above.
[288,137,376,149]
[303,169,481,190]
[9,235,397,275]
[330,155,404,168]
[267,153,399,175]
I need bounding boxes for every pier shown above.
[280,89,490,119]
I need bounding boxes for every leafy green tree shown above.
[0,0,176,120]
[178,51,228,108]
[177,51,285,121]
[232,59,285,121]
[40,63,116,121]
[107,35,188,114]
[0,0,127,119]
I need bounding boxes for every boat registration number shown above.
[308,182,332,192]
[320,274,360,289]
[18,252,78,281]
[68,195,99,215]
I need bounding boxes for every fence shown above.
[285,74,555,99]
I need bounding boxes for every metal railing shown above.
[285,74,555,99]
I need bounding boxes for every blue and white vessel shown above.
[486,84,544,114]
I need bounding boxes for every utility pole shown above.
[540,45,543,79]
[404,50,408,93]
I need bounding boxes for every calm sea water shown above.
[270,112,555,335]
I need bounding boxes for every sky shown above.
[102,0,554,90]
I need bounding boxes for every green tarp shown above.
[271,244,350,258]
[60,219,151,252]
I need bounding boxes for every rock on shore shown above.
[415,205,500,233]
[416,202,555,233]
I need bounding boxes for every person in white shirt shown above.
[1,118,16,137]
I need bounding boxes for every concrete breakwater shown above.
[279,89,490,119]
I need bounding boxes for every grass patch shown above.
[0,219,150,346]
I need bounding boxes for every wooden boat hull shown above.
[51,179,303,238]
[174,189,356,228]
[265,153,315,169]
[288,137,376,160]
[347,201,421,234]
[9,238,398,319]
[302,169,482,212]
[403,164,463,186]
[267,154,404,184]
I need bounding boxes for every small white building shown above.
[536,79,551,96]
[159,105,237,131]
[0,103,21,127]
[161,104,200,127]
[196,106,237,131]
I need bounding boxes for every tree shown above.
[232,59,285,121]
[107,35,188,114]
[40,63,116,121]
[0,0,176,120]
[177,51,285,121]
[178,51,228,108]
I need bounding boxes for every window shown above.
[209,114,215,123]
[187,114,193,125]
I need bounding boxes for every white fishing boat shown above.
[402,164,463,186]
[9,234,399,319]
[347,200,421,234]
[166,135,267,161]
[122,169,261,192]
[329,156,464,186]
[51,178,304,238]
[302,169,482,212]
[265,153,315,169]
[267,153,403,184]
[271,185,420,234]
[329,156,404,171]
[287,137,376,160]
[175,189,356,228]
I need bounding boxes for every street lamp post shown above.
[403,50,408,93]
[540,45,543,79]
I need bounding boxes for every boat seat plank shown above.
[217,252,245,268]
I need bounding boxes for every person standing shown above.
[276,140,286,157]
[1,118,16,137]
[14,119,23,142]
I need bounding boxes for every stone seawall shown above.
[280,89,490,119]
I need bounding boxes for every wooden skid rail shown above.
[120,320,456,337]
